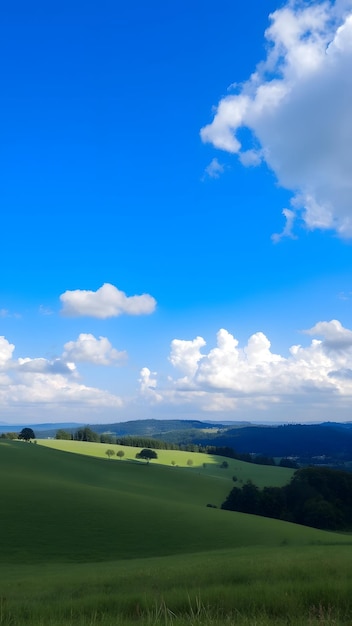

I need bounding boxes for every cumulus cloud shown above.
[0,335,123,418]
[200,0,352,237]
[63,333,126,365]
[0,336,15,366]
[169,336,206,377]
[139,367,162,402]
[139,320,352,418]
[17,357,76,376]
[304,319,352,351]
[60,283,157,318]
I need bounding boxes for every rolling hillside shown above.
[2,439,352,625]
[38,438,294,487]
[1,440,349,565]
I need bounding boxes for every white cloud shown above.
[17,357,76,376]
[63,333,126,365]
[203,158,225,179]
[200,0,352,237]
[139,367,162,402]
[60,283,156,318]
[303,319,352,351]
[139,321,352,418]
[0,336,15,366]
[271,208,297,243]
[0,335,123,418]
[169,336,206,377]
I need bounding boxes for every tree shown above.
[187,459,193,467]
[105,449,115,459]
[18,428,35,441]
[136,448,158,463]
[73,427,99,442]
[100,433,116,444]
[0,432,18,440]
[55,429,72,440]
[116,450,125,460]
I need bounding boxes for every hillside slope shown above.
[1,440,349,565]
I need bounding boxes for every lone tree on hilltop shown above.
[136,448,158,464]
[116,450,125,460]
[19,428,35,441]
[105,449,115,459]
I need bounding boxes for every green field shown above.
[1,439,352,625]
[37,438,295,487]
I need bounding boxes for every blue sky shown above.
[1,0,352,424]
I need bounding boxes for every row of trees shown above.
[1,428,35,441]
[105,449,125,460]
[222,467,352,530]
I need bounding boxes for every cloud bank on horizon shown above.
[201,0,352,238]
[2,319,352,422]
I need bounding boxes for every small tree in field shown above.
[116,450,125,460]
[187,459,193,467]
[136,448,158,464]
[19,428,35,441]
[105,449,115,460]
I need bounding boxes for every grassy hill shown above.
[2,439,352,625]
[0,440,348,564]
[38,438,294,487]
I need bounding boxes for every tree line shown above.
[1,428,36,441]
[222,467,352,531]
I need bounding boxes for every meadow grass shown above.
[1,440,352,625]
[1,546,352,624]
[37,438,294,488]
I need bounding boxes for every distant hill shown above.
[193,423,352,459]
[91,418,225,436]
[34,418,226,439]
[0,422,82,435]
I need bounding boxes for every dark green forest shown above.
[222,467,352,530]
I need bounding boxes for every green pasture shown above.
[0,440,331,564]
[2,545,352,625]
[38,438,294,487]
[2,439,352,625]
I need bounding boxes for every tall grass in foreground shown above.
[1,545,352,625]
